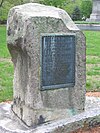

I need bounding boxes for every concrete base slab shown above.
[0,96,100,133]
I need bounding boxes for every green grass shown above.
[87,68,100,76]
[0,25,10,58]
[0,61,13,102]
[75,21,100,24]
[0,26,100,102]
[0,25,13,102]
[83,31,100,92]
[84,31,100,56]
[86,57,100,64]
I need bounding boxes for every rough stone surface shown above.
[88,0,100,22]
[7,3,86,127]
[0,97,100,133]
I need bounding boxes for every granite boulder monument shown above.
[7,3,86,127]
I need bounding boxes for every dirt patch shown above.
[71,125,100,133]
[86,92,100,97]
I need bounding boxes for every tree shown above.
[81,0,92,19]
[0,0,39,23]
[71,6,82,21]
[0,0,9,23]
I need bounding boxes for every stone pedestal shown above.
[89,0,100,22]
[7,3,86,127]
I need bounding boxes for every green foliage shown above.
[41,0,82,17]
[0,0,83,23]
[0,0,35,23]
[40,0,67,8]
[81,0,92,19]
[71,6,82,21]
[0,0,94,23]
[0,1,13,23]
[65,0,82,16]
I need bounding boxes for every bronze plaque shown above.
[41,34,75,90]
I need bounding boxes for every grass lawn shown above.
[0,25,13,102]
[83,31,100,92]
[0,26,100,102]
[75,21,100,24]
[0,25,10,58]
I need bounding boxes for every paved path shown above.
[76,24,100,31]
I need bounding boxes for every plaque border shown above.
[40,33,76,91]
